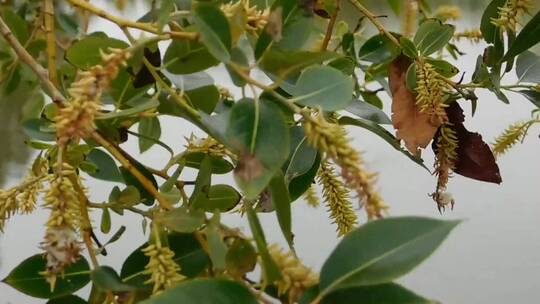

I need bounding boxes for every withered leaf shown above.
[389,55,439,156]
[433,102,502,184]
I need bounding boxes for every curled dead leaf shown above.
[389,55,439,156]
[433,102,502,184]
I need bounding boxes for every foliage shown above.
[0,0,538,303]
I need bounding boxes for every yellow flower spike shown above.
[303,111,388,220]
[415,62,451,126]
[454,29,483,43]
[432,124,458,210]
[267,244,318,302]
[185,134,236,160]
[142,244,185,294]
[434,5,462,21]
[317,160,357,236]
[56,48,130,146]
[303,185,320,208]
[492,121,530,157]
[491,0,534,33]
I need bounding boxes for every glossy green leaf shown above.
[66,36,128,69]
[192,3,231,62]
[346,100,391,125]
[100,207,111,234]
[358,33,400,63]
[85,148,124,182]
[140,279,258,304]
[2,255,91,299]
[46,295,87,304]
[269,172,293,247]
[246,203,281,282]
[516,51,540,83]
[98,99,159,120]
[154,207,206,233]
[291,66,354,111]
[226,100,290,199]
[517,90,540,108]
[339,116,429,171]
[121,233,209,287]
[206,213,228,270]
[190,155,212,204]
[480,0,505,43]
[503,9,540,61]
[426,58,459,77]
[259,49,339,77]
[254,0,299,59]
[414,19,455,56]
[22,118,56,142]
[400,37,418,59]
[406,62,417,91]
[2,10,29,44]
[322,283,434,304]
[185,152,234,174]
[164,40,219,74]
[91,266,135,292]
[288,153,320,201]
[138,117,161,153]
[285,127,318,181]
[186,85,220,114]
[319,217,460,295]
[192,184,241,212]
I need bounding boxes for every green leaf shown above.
[358,33,400,63]
[226,238,257,277]
[480,0,505,43]
[121,233,209,287]
[157,0,174,31]
[275,13,314,50]
[386,0,401,15]
[164,40,219,74]
[245,203,281,283]
[516,51,540,83]
[154,207,206,233]
[22,118,56,142]
[517,90,540,108]
[322,283,435,304]
[226,100,290,199]
[338,117,429,171]
[346,100,391,125]
[405,62,417,91]
[100,207,111,234]
[46,295,87,304]
[269,172,293,247]
[503,9,540,61]
[425,58,459,77]
[97,99,159,120]
[117,186,142,207]
[285,127,318,181]
[2,255,91,299]
[206,213,228,271]
[291,66,354,111]
[91,266,135,292]
[190,155,212,204]
[120,159,159,206]
[259,49,339,78]
[85,148,124,183]
[319,217,460,296]
[288,153,320,201]
[140,279,258,304]
[66,36,129,69]
[138,117,161,153]
[413,19,455,56]
[192,3,232,62]
[186,85,220,114]
[192,184,241,212]
[185,152,234,174]
[399,37,418,59]
[2,10,29,44]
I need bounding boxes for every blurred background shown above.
[1,0,539,302]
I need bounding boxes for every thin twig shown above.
[0,15,66,105]
[66,0,198,40]
[43,0,58,86]
[321,2,340,51]
[347,0,400,46]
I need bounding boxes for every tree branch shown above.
[43,0,58,86]
[347,0,400,46]
[0,15,66,104]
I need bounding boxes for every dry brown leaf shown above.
[389,55,440,156]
